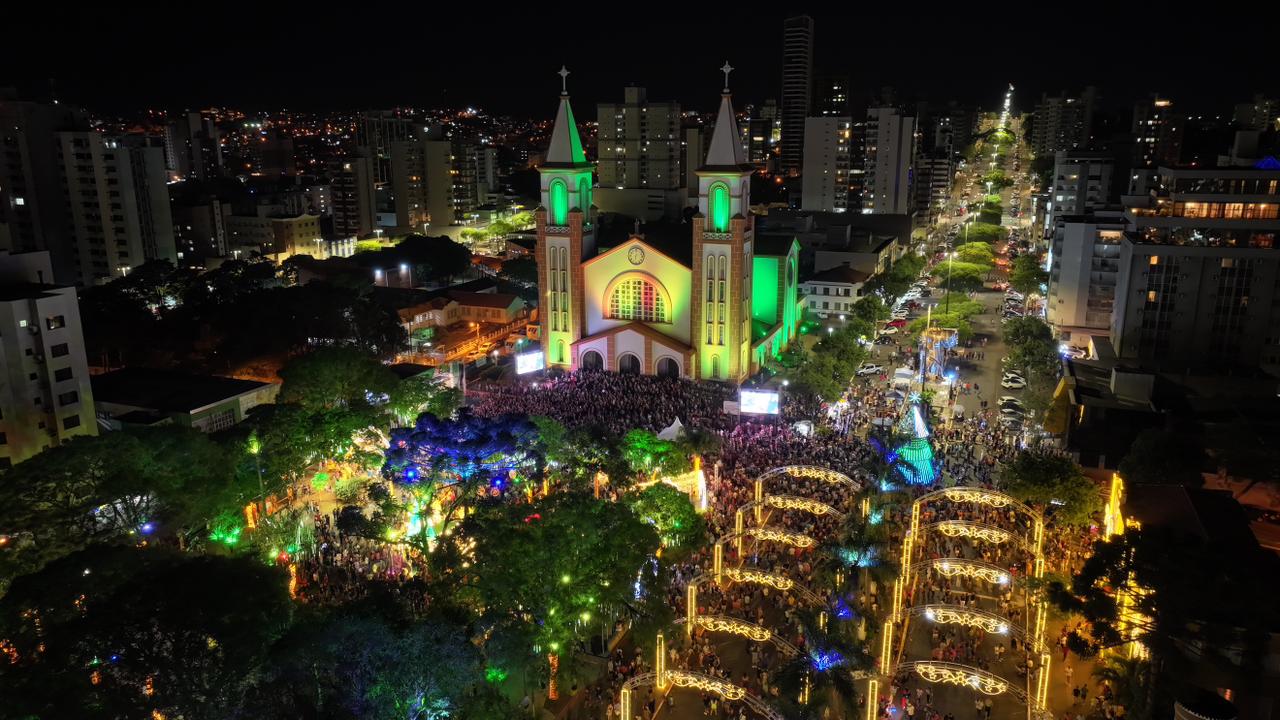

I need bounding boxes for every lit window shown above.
[608,278,668,323]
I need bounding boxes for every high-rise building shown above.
[450,141,489,224]
[1130,95,1183,193]
[391,136,454,231]
[863,107,916,215]
[163,111,223,181]
[682,126,704,200]
[1233,94,1280,132]
[780,15,815,173]
[815,75,849,117]
[252,128,296,176]
[801,116,852,213]
[1030,88,1096,157]
[597,87,681,190]
[0,95,88,280]
[1045,151,1114,236]
[1112,165,1280,370]
[0,251,97,467]
[56,132,177,284]
[358,111,422,183]
[747,99,779,168]
[1047,209,1125,341]
[329,150,377,239]
[913,152,952,222]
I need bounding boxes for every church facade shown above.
[535,72,801,383]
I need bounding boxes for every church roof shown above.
[543,94,590,170]
[701,92,752,172]
[573,321,693,355]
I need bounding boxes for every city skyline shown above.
[4,9,1275,116]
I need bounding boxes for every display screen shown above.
[516,350,545,374]
[739,389,780,415]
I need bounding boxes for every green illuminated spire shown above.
[544,66,589,169]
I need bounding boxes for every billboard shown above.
[739,389,780,415]
[515,350,545,375]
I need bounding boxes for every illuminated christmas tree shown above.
[893,394,937,485]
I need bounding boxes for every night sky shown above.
[3,8,1275,118]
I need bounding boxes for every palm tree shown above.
[770,606,873,718]
[1092,656,1152,720]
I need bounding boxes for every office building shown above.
[329,151,377,239]
[1047,209,1125,343]
[391,136,454,230]
[1130,95,1184,193]
[173,198,229,258]
[780,15,814,173]
[1030,88,1096,157]
[863,107,916,215]
[1045,151,1114,236]
[595,86,684,220]
[57,132,177,284]
[748,99,779,168]
[801,116,852,213]
[0,251,97,467]
[1234,94,1280,132]
[1111,165,1280,370]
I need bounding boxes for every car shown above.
[998,415,1022,428]
[891,310,910,319]
[919,288,932,296]
[886,319,908,328]
[879,326,899,335]
[857,363,885,377]
[999,405,1025,415]
[999,395,1023,405]
[874,335,896,345]
[1001,376,1027,389]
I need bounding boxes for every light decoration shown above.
[1036,651,1052,707]
[933,559,1010,585]
[547,653,559,700]
[288,564,298,599]
[765,495,841,517]
[723,567,794,591]
[655,632,666,689]
[810,649,845,672]
[694,615,772,642]
[686,584,697,635]
[758,465,856,488]
[865,679,880,720]
[941,487,1012,508]
[880,620,893,674]
[913,663,1008,695]
[937,522,1011,545]
[663,670,747,701]
[744,526,814,548]
[922,605,1010,635]
[893,401,938,485]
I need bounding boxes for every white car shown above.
[999,395,1023,406]
[857,363,885,377]
[1001,376,1027,389]
[879,326,899,336]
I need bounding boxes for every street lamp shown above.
[945,251,956,314]
[400,262,412,287]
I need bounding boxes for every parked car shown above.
[879,326,899,335]
[857,363,885,377]
[886,319,908,328]
[999,395,1024,407]
[1001,376,1027,390]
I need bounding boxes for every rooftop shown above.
[92,368,274,414]
[807,265,871,285]
[0,283,65,302]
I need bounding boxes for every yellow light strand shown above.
[913,663,1007,695]
[723,567,794,591]
[663,670,747,700]
[938,522,1011,544]
[694,616,772,642]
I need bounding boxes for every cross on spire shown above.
[720,62,734,92]
[558,65,570,95]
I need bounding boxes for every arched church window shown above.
[550,178,568,225]
[608,277,668,323]
[578,177,591,216]
[710,183,730,232]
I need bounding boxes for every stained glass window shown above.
[609,278,667,323]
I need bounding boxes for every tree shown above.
[907,313,974,343]
[397,235,471,281]
[931,261,988,293]
[385,373,462,426]
[619,429,691,480]
[0,547,292,720]
[626,483,706,561]
[851,295,889,324]
[957,222,1005,244]
[531,417,626,492]
[279,347,400,411]
[866,253,925,300]
[1118,429,1206,487]
[499,257,538,284]
[954,242,995,267]
[1009,254,1049,298]
[438,492,659,683]
[1000,450,1101,526]
[1047,527,1280,715]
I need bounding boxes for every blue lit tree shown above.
[891,398,938,486]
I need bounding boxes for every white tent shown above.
[657,417,686,441]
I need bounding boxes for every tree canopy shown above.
[931,261,988,293]
[1008,254,1049,297]
[1118,429,1206,487]
[1000,450,1101,526]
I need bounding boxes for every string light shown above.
[694,615,772,642]
[723,567,794,590]
[913,662,1007,695]
[937,522,1011,545]
[663,670,747,700]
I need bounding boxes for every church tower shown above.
[536,67,596,369]
[692,64,755,382]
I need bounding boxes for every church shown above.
[535,68,802,383]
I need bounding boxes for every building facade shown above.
[535,78,801,382]
[863,107,916,215]
[780,15,814,173]
[1047,209,1125,342]
[391,137,454,230]
[1045,151,1114,236]
[1030,88,1096,157]
[800,116,852,213]
[0,251,96,467]
[329,151,377,239]
[1111,165,1280,370]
